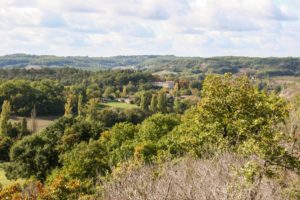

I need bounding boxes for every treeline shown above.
[1,54,300,76]
[0,69,157,116]
[0,68,154,86]
[0,68,202,117]
[0,79,64,115]
[0,74,299,199]
[0,54,157,68]
[0,68,92,85]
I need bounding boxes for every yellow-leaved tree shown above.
[169,74,299,179]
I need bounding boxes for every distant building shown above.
[25,65,42,70]
[117,97,133,104]
[112,66,137,70]
[152,70,178,76]
[152,81,175,89]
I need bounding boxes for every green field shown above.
[10,116,59,133]
[99,102,139,109]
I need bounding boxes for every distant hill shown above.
[1,54,300,76]
[0,54,162,69]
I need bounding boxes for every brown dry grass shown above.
[101,154,300,200]
[10,116,59,133]
[271,76,300,99]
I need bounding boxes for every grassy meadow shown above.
[99,102,139,109]
[10,116,59,133]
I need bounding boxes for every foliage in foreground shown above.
[1,74,300,199]
[102,154,300,200]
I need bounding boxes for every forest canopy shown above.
[0,54,300,76]
[0,73,299,199]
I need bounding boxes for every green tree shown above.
[7,131,60,181]
[103,87,114,99]
[77,94,83,117]
[170,74,300,174]
[157,90,167,113]
[172,82,180,97]
[0,100,11,136]
[133,113,180,163]
[32,79,65,115]
[102,122,137,165]
[121,85,127,97]
[150,94,158,112]
[58,140,110,181]
[174,99,188,114]
[5,117,76,181]
[137,113,180,141]
[64,96,73,117]
[86,98,99,121]
[115,90,121,98]
[19,118,29,137]
[58,120,104,153]
[0,136,12,161]
[126,81,136,94]
[140,92,151,111]
[0,80,35,115]
[86,84,101,99]
[30,105,37,133]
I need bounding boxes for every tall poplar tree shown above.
[87,98,99,121]
[150,94,158,112]
[0,100,11,136]
[77,95,83,117]
[64,96,73,117]
[31,105,37,133]
[157,90,167,113]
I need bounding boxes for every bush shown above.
[0,136,13,161]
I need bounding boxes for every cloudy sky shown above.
[1,0,300,57]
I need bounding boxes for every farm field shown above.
[99,102,139,109]
[10,116,60,133]
[271,76,300,99]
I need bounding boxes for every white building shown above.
[152,81,175,89]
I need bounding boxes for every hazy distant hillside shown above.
[0,54,159,69]
[1,54,300,76]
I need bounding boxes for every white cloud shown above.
[0,0,300,56]
[0,7,41,29]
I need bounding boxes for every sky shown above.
[0,0,300,57]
